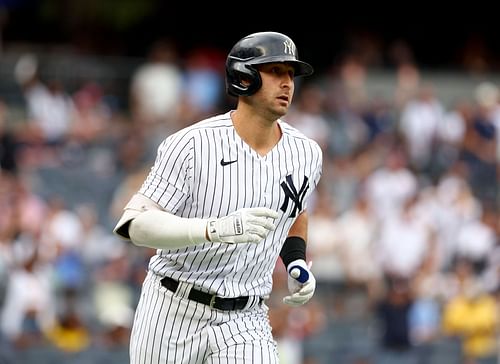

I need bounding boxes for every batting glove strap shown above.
[283,259,316,307]
[207,207,279,244]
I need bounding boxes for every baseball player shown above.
[113,31,323,364]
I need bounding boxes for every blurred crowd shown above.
[0,38,498,364]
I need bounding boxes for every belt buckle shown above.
[209,294,217,309]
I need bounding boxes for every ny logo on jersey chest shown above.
[280,175,308,218]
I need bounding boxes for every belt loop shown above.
[176,281,192,300]
[243,296,261,310]
[209,295,217,309]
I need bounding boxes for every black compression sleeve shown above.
[279,236,306,267]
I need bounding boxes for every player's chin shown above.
[273,104,289,117]
[276,98,290,108]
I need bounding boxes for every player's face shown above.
[254,63,295,118]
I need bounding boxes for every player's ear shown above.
[240,76,251,87]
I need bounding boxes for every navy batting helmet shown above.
[225,31,314,97]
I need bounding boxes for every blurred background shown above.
[0,1,498,364]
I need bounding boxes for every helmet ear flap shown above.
[226,61,262,97]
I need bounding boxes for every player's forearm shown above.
[281,211,308,266]
[129,210,208,249]
[114,192,279,248]
[128,207,278,248]
[287,211,308,241]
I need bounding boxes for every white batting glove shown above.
[283,259,316,307]
[207,207,279,244]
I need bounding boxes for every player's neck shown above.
[230,109,282,157]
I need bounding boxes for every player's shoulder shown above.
[188,111,232,131]
[279,119,323,153]
[165,112,232,141]
[279,118,312,140]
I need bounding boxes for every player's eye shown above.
[271,66,294,78]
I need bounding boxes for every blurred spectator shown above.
[375,277,415,363]
[11,175,48,238]
[453,207,497,275]
[430,163,482,270]
[0,242,56,349]
[399,82,444,173]
[333,193,383,305]
[306,190,344,310]
[0,174,19,259]
[393,61,420,110]
[360,96,397,144]
[364,146,418,222]
[441,279,498,363]
[323,56,370,157]
[321,155,361,214]
[39,196,83,264]
[45,289,90,353]
[432,98,470,177]
[15,54,75,145]
[76,203,124,267]
[129,38,183,131]
[0,99,18,175]
[440,258,478,302]
[457,81,499,203]
[337,54,368,112]
[180,46,225,123]
[92,244,134,348]
[481,209,500,295]
[68,81,112,144]
[437,99,469,147]
[374,194,435,280]
[408,277,442,364]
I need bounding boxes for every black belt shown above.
[161,276,258,311]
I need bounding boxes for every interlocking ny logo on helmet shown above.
[225,31,314,97]
[283,39,295,56]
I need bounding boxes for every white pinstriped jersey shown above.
[139,111,322,298]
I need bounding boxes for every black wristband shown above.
[280,236,306,267]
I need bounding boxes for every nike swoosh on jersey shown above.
[220,158,237,166]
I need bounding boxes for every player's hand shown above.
[283,259,316,307]
[207,207,279,244]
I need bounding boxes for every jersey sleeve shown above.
[302,140,323,213]
[311,141,323,189]
[138,131,194,213]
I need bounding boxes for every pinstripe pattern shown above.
[140,112,322,298]
[131,272,279,364]
[132,111,322,363]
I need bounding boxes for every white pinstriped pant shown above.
[130,272,279,364]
